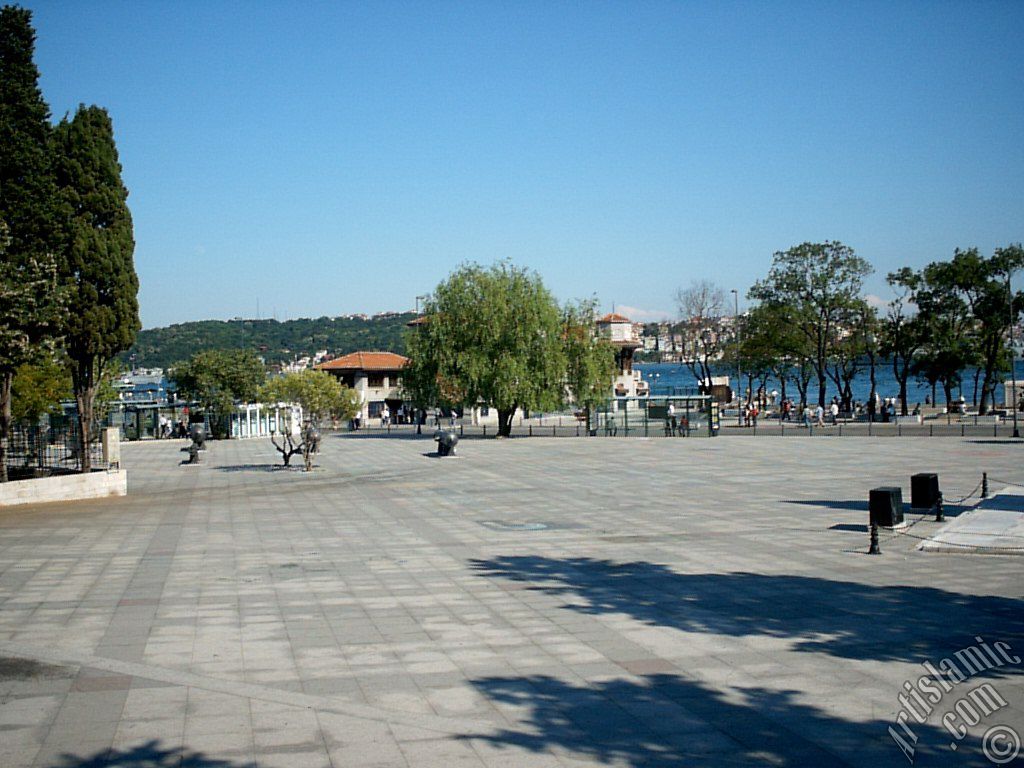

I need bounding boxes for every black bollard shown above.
[982,472,989,498]
[934,492,945,523]
[868,523,881,555]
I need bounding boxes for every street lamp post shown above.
[731,289,742,426]
[1009,275,1020,439]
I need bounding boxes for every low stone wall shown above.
[0,469,127,508]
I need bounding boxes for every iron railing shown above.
[4,423,106,478]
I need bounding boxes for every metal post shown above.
[869,523,881,555]
[732,289,742,426]
[934,492,945,523]
[982,472,989,498]
[1009,273,1020,438]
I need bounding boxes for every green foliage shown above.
[258,369,359,424]
[0,222,65,374]
[124,313,417,369]
[562,300,616,418]
[0,5,59,264]
[12,354,70,424]
[170,349,266,417]
[912,245,1024,414]
[54,105,140,364]
[53,104,140,468]
[404,262,567,436]
[0,6,63,480]
[749,241,872,407]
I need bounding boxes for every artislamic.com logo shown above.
[889,636,1021,764]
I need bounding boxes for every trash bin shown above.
[870,487,904,527]
[911,473,940,509]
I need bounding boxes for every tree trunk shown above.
[943,380,953,411]
[972,369,981,406]
[899,378,908,416]
[979,362,997,415]
[0,373,11,483]
[497,407,515,437]
[75,385,96,473]
[868,353,877,410]
[816,373,827,409]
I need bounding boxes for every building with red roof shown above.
[316,351,410,424]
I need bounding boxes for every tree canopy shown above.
[0,6,63,480]
[749,241,872,407]
[562,299,616,429]
[53,104,140,469]
[258,369,359,425]
[170,349,266,422]
[404,262,583,437]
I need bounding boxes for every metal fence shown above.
[338,416,1023,440]
[4,423,106,478]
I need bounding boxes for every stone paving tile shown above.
[0,435,1021,767]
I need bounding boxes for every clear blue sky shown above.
[28,0,1024,329]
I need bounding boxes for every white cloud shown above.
[864,294,890,309]
[614,305,674,322]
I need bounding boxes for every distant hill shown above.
[123,312,417,369]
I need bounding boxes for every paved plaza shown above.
[0,434,1022,767]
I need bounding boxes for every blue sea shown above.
[636,360,1024,406]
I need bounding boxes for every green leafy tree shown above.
[738,302,813,408]
[0,6,58,262]
[0,223,64,480]
[259,369,359,468]
[0,7,62,481]
[562,299,616,432]
[12,354,70,425]
[404,262,567,437]
[916,247,1024,414]
[259,369,359,425]
[53,105,140,470]
[749,241,872,408]
[879,269,928,415]
[170,350,265,436]
[823,298,872,412]
[907,269,972,411]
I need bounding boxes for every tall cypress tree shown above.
[0,6,62,482]
[54,105,140,471]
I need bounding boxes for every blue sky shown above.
[28,0,1024,329]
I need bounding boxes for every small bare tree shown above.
[675,280,727,388]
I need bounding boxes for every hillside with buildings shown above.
[124,312,417,369]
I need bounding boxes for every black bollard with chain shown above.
[934,492,945,523]
[868,522,881,555]
[982,472,989,498]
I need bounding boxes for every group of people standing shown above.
[157,415,189,439]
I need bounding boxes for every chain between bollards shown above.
[934,492,944,523]
[868,522,881,555]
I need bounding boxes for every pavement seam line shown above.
[0,640,499,737]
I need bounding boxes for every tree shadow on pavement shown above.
[461,673,964,767]
[787,499,973,517]
[53,739,256,767]
[469,556,1024,668]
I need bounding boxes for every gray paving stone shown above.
[0,434,1021,767]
